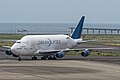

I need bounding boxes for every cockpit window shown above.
[66,37,70,39]
[16,41,21,43]
[16,40,27,44]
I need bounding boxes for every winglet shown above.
[71,16,85,39]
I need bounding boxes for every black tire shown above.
[41,57,47,60]
[18,57,22,61]
[48,56,57,60]
[32,56,37,60]
[12,54,19,57]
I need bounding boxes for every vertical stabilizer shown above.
[71,16,85,39]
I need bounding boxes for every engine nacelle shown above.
[81,49,90,57]
[5,50,13,55]
[55,51,65,58]
[5,49,19,57]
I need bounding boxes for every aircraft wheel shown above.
[12,54,19,57]
[18,57,22,61]
[32,56,37,60]
[48,57,52,60]
[52,57,57,60]
[41,56,47,60]
[48,56,57,60]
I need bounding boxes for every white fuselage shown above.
[11,35,78,56]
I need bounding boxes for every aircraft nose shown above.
[11,45,17,54]
[11,46,15,52]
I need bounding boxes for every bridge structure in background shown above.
[1,28,120,35]
[69,27,120,35]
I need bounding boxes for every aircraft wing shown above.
[64,48,114,51]
[35,47,114,54]
[35,50,61,54]
[0,39,17,42]
[76,40,96,44]
[3,46,11,49]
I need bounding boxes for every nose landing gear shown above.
[18,57,22,61]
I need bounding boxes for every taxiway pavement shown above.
[0,60,120,80]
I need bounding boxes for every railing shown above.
[0,28,120,35]
[69,27,120,34]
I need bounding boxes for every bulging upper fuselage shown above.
[11,35,78,56]
[5,16,86,61]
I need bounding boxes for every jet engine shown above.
[55,51,64,58]
[5,49,18,57]
[5,49,13,55]
[81,49,90,57]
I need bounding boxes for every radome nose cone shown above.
[11,46,16,53]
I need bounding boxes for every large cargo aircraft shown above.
[5,16,112,61]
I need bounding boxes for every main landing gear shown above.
[41,55,57,60]
[41,56,47,60]
[17,56,37,61]
[32,56,37,60]
[17,55,57,61]
[48,56,57,60]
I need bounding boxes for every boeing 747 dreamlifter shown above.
[5,16,112,61]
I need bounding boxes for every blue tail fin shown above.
[71,16,85,39]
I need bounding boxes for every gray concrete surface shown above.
[0,60,120,80]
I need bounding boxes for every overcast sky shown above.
[0,0,120,23]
